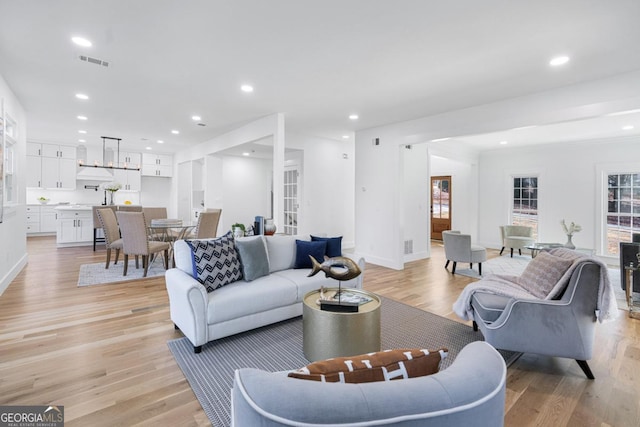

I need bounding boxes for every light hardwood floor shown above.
[1,236,639,426]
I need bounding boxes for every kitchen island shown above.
[54,205,93,248]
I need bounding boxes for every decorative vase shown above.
[109,191,115,205]
[264,219,277,236]
[564,234,575,249]
[233,227,244,239]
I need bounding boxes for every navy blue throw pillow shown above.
[294,240,327,269]
[311,235,343,258]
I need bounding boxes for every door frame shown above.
[430,175,452,240]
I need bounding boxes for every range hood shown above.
[76,167,115,181]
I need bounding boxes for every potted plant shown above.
[231,223,245,239]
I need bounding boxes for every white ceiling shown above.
[1,1,640,154]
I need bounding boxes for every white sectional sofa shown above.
[165,234,365,353]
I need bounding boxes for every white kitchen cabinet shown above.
[26,156,42,188]
[56,209,92,246]
[27,142,76,189]
[41,206,58,233]
[114,169,141,191]
[142,153,173,177]
[116,151,141,169]
[26,205,40,233]
[26,205,59,234]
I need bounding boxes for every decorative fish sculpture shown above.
[308,256,361,281]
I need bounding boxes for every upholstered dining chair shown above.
[142,207,168,240]
[187,208,222,239]
[96,208,123,269]
[116,211,170,277]
[499,225,535,257]
[442,230,487,275]
[92,205,117,251]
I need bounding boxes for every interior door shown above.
[431,176,451,240]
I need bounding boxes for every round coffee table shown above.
[302,288,381,362]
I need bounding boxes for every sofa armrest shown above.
[165,268,209,348]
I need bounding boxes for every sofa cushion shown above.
[206,274,298,324]
[517,251,573,298]
[265,235,309,273]
[311,235,343,257]
[294,240,326,269]
[271,269,339,301]
[288,348,447,383]
[235,236,270,281]
[185,232,243,292]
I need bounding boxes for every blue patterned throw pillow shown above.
[185,231,242,292]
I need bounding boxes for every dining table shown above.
[148,219,196,267]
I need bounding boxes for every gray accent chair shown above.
[231,341,506,426]
[499,225,535,257]
[471,260,601,379]
[442,230,487,275]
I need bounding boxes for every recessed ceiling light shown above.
[242,152,250,156]
[77,115,88,120]
[191,115,201,121]
[500,140,509,145]
[349,114,359,120]
[622,125,635,130]
[78,130,87,134]
[240,84,254,93]
[145,146,152,150]
[157,140,164,144]
[78,139,86,143]
[171,130,180,134]
[549,55,570,66]
[431,137,450,142]
[75,93,89,100]
[342,135,350,139]
[71,36,92,47]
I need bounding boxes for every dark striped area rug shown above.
[167,296,518,427]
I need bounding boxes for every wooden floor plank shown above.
[0,236,638,426]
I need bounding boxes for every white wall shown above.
[355,71,640,269]
[289,133,356,247]
[220,156,272,233]
[0,74,28,295]
[430,153,478,237]
[477,135,640,263]
[402,144,430,262]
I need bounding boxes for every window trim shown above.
[508,172,540,238]
[596,162,640,257]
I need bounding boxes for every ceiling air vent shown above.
[78,55,110,68]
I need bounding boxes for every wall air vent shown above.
[405,145,412,149]
[79,55,110,67]
[372,138,380,146]
[404,239,413,255]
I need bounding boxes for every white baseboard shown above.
[403,250,430,263]
[0,253,28,296]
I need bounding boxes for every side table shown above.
[302,288,381,362]
[624,264,640,319]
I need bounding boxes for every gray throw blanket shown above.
[453,248,618,323]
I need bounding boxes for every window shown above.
[512,176,538,237]
[605,173,640,255]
